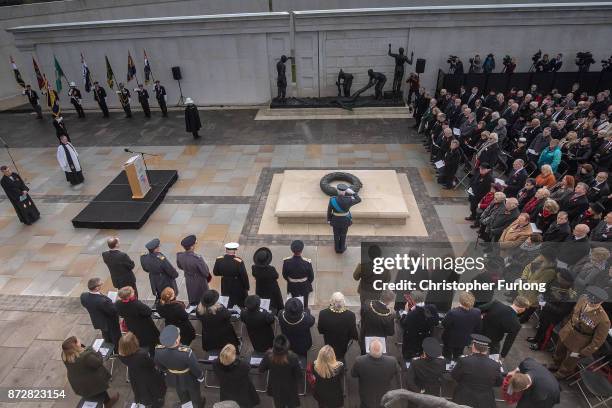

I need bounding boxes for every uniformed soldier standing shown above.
[406,337,446,396]
[117,83,132,118]
[154,80,168,117]
[23,84,42,119]
[68,82,85,118]
[212,242,249,308]
[176,234,210,306]
[451,334,504,408]
[154,325,206,408]
[550,286,610,379]
[282,240,314,308]
[135,83,151,118]
[327,183,362,254]
[140,238,179,302]
[93,81,110,118]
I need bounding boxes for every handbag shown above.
[305,362,316,388]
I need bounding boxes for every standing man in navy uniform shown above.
[93,81,109,118]
[135,83,151,118]
[451,334,504,408]
[140,238,179,302]
[23,84,42,119]
[327,183,362,254]
[68,82,85,118]
[155,325,205,408]
[154,80,168,117]
[212,242,249,308]
[282,240,314,308]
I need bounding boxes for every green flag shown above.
[54,56,65,92]
[105,56,114,89]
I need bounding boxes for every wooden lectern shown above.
[124,155,151,199]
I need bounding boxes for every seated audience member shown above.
[351,338,401,408]
[115,286,159,353]
[62,336,119,407]
[359,290,396,354]
[406,337,446,396]
[592,134,612,169]
[550,286,610,380]
[543,211,571,242]
[156,287,196,346]
[549,175,575,203]
[529,127,552,160]
[399,291,439,360]
[480,296,529,360]
[466,163,494,221]
[279,297,315,357]
[317,292,358,361]
[437,139,462,189]
[473,188,505,230]
[537,139,562,172]
[240,294,275,353]
[507,358,561,408]
[80,277,121,350]
[572,202,604,230]
[517,247,557,323]
[117,332,166,408]
[259,335,301,408]
[213,344,260,408]
[196,289,239,352]
[499,213,533,256]
[591,211,612,242]
[485,197,520,242]
[535,199,559,233]
[557,224,591,267]
[505,159,528,198]
[474,133,500,169]
[517,178,537,210]
[442,291,481,361]
[588,171,610,203]
[312,345,345,408]
[572,247,610,294]
[561,182,590,222]
[576,163,595,186]
[451,334,504,407]
[523,187,550,221]
[535,164,556,189]
[252,247,284,313]
[527,269,577,350]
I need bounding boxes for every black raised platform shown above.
[270,95,406,109]
[72,170,178,229]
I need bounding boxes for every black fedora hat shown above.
[253,247,273,266]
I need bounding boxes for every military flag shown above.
[143,49,153,85]
[105,56,114,89]
[43,74,61,117]
[127,51,136,82]
[9,56,25,88]
[32,57,45,90]
[53,56,66,92]
[81,53,92,92]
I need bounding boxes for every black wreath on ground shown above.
[320,172,363,196]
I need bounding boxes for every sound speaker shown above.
[416,58,426,74]
[171,66,182,81]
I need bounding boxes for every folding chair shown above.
[199,350,220,389]
[555,159,570,179]
[570,360,612,408]
[454,148,473,190]
[298,355,308,396]
[247,351,269,393]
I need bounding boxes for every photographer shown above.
[575,51,596,72]
[482,54,496,74]
[502,55,516,74]
[548,53,563,72]
[602,56,612,72]
[530,50,542,72]
[469,54,482,73]
[447,55,464,74]
[535,54,550,72]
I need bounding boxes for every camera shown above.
[447,55,463,74]
[575,51,595,72]
[532,50,542,64]
[503,55,512,65]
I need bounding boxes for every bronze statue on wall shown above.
[351,69,386,100]
[276,55,294,101]
[336,69,354,97]
[388,44,413,98]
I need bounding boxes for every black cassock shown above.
[1,173,40,225]
[185,105,201,133]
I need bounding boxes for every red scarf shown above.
[523,197,539,214]
[121,295,136,303]
[542,209,551,218]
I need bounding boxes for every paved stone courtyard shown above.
[0,109,584,407]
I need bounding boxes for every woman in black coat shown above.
[184,98,201,138]
[437,139,462,189]
[213,344,260,408]
[115,286,159,353]
[156,287,196,346]
[312,346,344,408]
[279,297,315,357]
[118,332,166,408]
[241,294,276,352]
[61,336,118,406]
[259,335,302,408]
[252,247,284,313]
[196,289,239,351]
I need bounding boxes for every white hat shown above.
[224,242,239,250]
[185,97,194,105]
[69,81,76,87]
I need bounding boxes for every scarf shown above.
[523,197,539,214]
[62,143,77,172]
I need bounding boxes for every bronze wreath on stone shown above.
[319,172,363,196]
